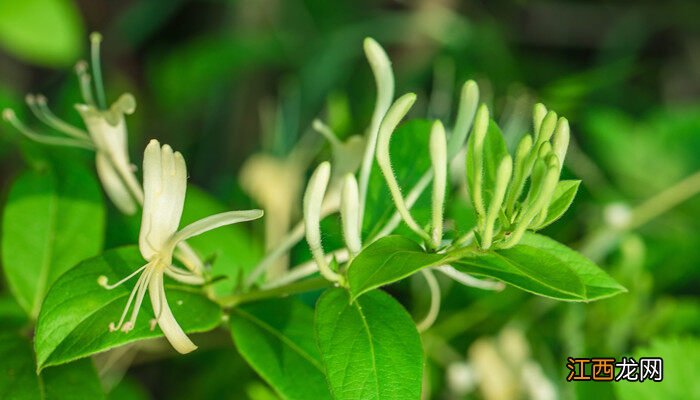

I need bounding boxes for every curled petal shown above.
[96,152,137,215]
[171,210,264,247]
[148,269,197,354]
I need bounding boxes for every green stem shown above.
[218,276,332,308]
[625,170,700,230]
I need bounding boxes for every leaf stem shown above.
[218,276,332,308]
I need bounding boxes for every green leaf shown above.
[533,180,580,229]
[615,337,700,400]
[0,0,84,66]
[180,186,264,295]
[35,246,222,371]
[347,235,449,301]
[315,288,423,400]
[452,233,625,301]
[2,162,105,318]
[466,119,509,209]
[0,332,104,399]
[230,299,332,400]
[362,119,433,240]
[517,233,627,300]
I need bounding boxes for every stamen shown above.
[165,265,205,285]
[123,266,154,333]
[75,60,97,107]
[108,269,149,332]
[98,263,148,290]
[30,94,90,140]
[2,109,94,150]
[90,32,107,109]
[312,119,341,147]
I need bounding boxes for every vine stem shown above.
[218,276,332,308]
[624,169,700,230]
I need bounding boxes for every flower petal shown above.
[140,140,187,259]
[171,210,263,246]
[148,269,197,354]
[96,152,137,215]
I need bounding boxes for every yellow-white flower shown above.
[76,92,143,215]
[100,140,263,353]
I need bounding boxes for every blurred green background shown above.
[0,0,699,399]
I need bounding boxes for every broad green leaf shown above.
[615,337,700,400]
[2,162,105,318]
[0,0,84,66]
[347,235,449,301]
[35,246,222,371]
[517,233,627,300]
[363,119,432,240]
[230,299,331,400]
[452,233,625,301]
[454,247,586,300]
[315,288,423,400]
[533,180,580,229]
[180,186,264,295]
[0,332,104,399]
[466,119,509,209]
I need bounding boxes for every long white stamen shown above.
[2,109,94,150]
[109,268,149,332]
[312,119,342,147]
[30,94,90,140]
[98,263,148,290]
[90,32,107,109]
[75,60,97,107]
[123,266,154,333]
[165,265,206,285]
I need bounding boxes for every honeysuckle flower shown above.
[99,140,263,353]
[76,93,143,215]
[2,33,142,215]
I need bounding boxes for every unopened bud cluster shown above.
[469,103,570,249]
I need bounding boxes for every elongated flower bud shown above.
[502,156,559,248]
[447,80,479,158]
[303,162,340,282]
[376,94,432,243]
[536,111,558,145]
[505,134,534,214]
[469,104,490,224]
[552,117,570,169]
[533,103,547,137]
[430,120,447,246]
[358,37,395,222]
[340,174,362,255]
[538,141,553,159]
[481,155,513,249]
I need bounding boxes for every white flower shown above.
[75,93,143,215]
[99,140,263,353]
